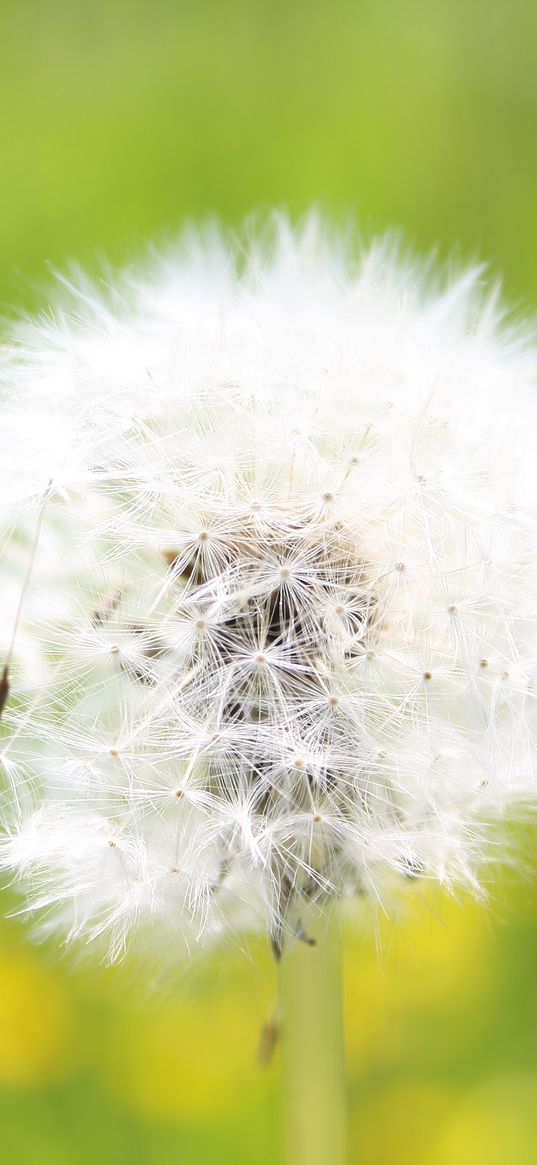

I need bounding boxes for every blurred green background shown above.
[2,1,537,1162]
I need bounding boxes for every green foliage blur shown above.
[1,2,537,1162]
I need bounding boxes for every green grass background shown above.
[1,2,537,1162]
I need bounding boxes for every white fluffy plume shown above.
[1,215,537,963]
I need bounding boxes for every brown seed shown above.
[0,665,10,720]
[162,549,180,567]
[258,1014,281,1067]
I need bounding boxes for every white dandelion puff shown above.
[1,214,537,965]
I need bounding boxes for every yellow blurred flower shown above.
[0,949,73,1087]
[103,945,277,1120]
[430,1075,537,1165]
[344,888,493,1069]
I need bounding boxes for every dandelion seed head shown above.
[2,214,537,964]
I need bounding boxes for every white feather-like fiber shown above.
[1,214,537,963]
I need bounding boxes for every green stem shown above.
[279,904,347,1165]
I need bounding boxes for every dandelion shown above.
[2,215,537,1163]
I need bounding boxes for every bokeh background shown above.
[1,2,537,1162]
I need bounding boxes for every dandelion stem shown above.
[280,904,347,1165]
